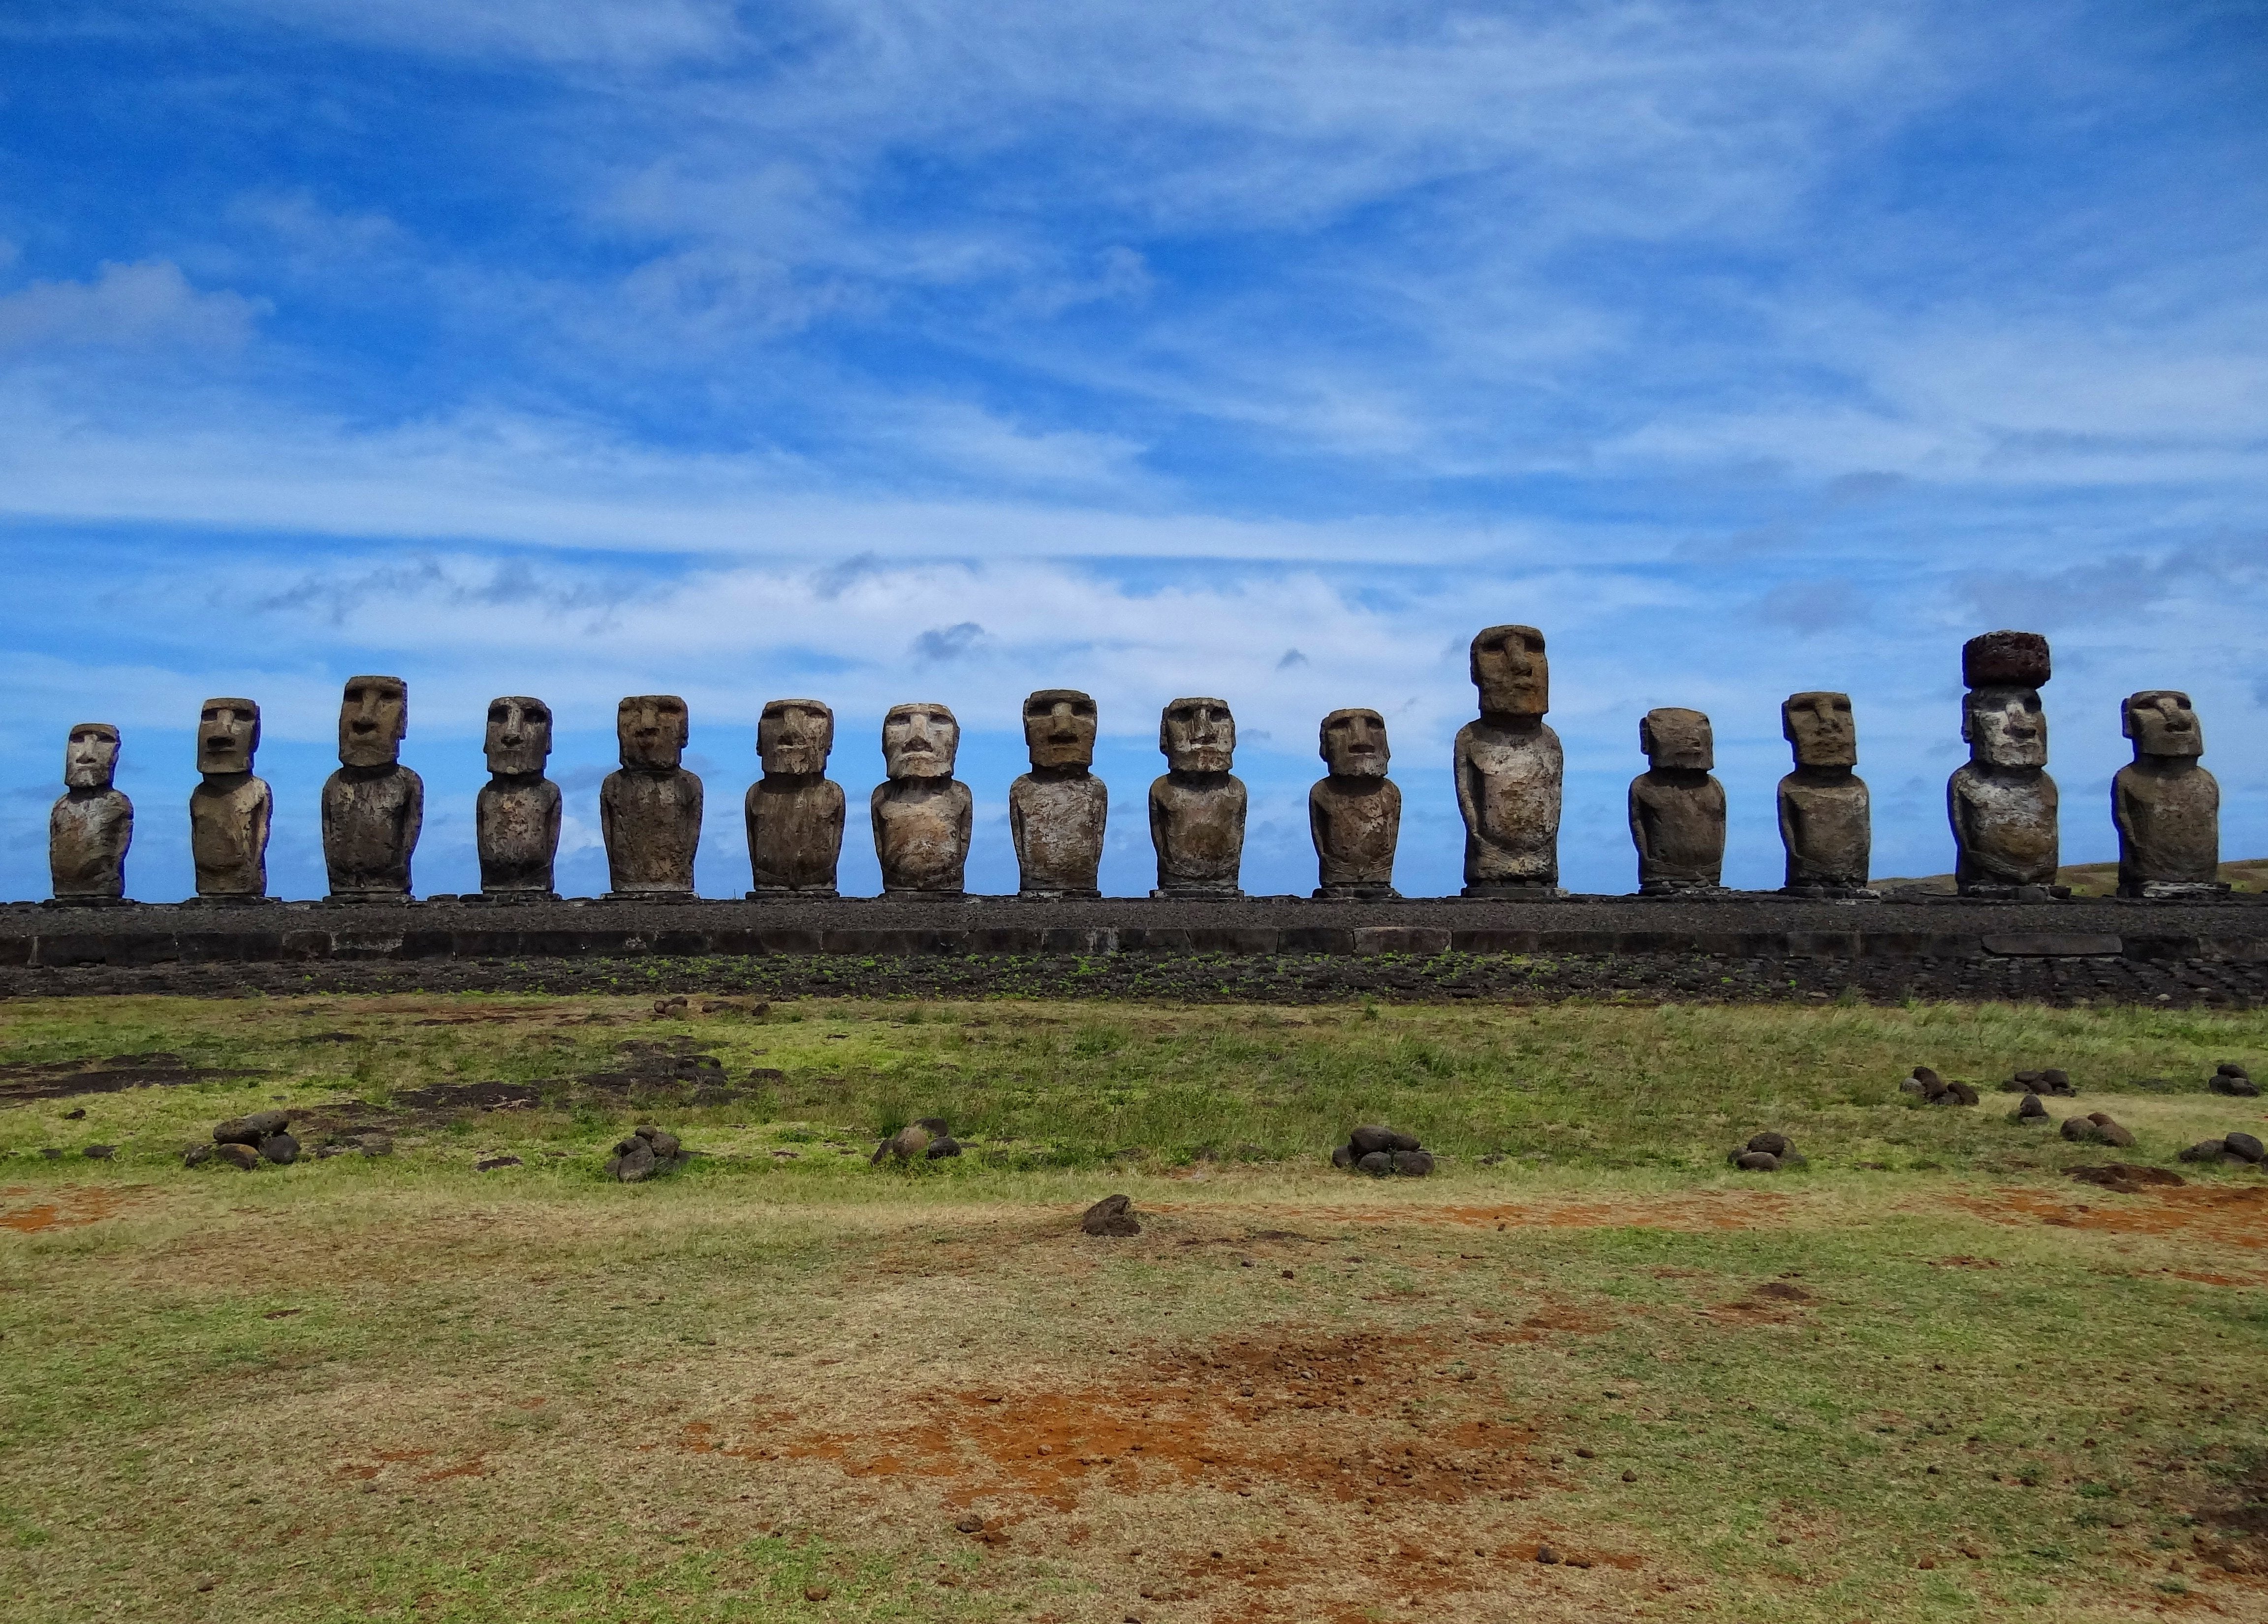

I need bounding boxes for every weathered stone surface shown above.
[602,696,702,897]
[746,699,845,896]
[50,723,132,902]
[1150,698,1245,898]
[258,1131,299,1165]
[1391,1149,1435,1176]
[1310,708,1400,899]
[872,703,972,895]
[2226,1131,2266,1163]
[2113,690,2223,898]
[214,1109,289,1145]
[873,1123,933,1163]
[1734,1150,1780,1171]
[322,676,423,902]
[189,698,272,901]
[1010,690,1105,897]
[1777,691,1870,893]
[1950,632,2059,896]
[477,696,560,897]
[2017,1093,2048,1121]
[1354,1150,1394,1176]
[213,1142,259,1171]
[1455,625,1562,894]
[1081,1192,1140,1236]
[1746,1131,1792,1158]
[1630,707,1725,894]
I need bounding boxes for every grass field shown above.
[3,994,2265,1623]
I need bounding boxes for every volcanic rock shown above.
[1081,1193,1140,1237]
[213,1110,289,1146]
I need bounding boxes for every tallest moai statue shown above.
[1948,631,2060,898]
[1454,625,1562,896]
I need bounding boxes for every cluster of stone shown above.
[38,625,2231,904]
[605,1124,685,1182]
[870,1118,964,1162]
[2002,1068,2079,1096]
[2061,1112,2136,1148]
[2209,1062,2259,1097]
[2179,1132,2266,1169]
[1329,1124,1435,1176]
[184,1110,299,1169]
[1730,1131,1805,1171]
[1899,1066,1979,1105]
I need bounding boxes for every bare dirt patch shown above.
[0,1053,265,1104]
[1946,1185,2268,1247]
[0,1182,140,1233]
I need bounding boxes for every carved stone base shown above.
[472,889,562,905]
[883,886,967,899]
[2121,880,2232,900]
[42,895,135,908]
[327,890,411,905]
[1777,885,1881,901]
[1460,881,1564,899]
[1152,884,1243,901]
[184,894,276,907]
[1313,883,1400,901]
[1955,883,2071,902]
[1638,880,1727,898]
[605,889,696,903]
[746,886,840,901]
[1017,888,1102,900]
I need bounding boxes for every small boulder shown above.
[183,1144,213,1168]
[2210,1066,2261,1097]
[214,1142,260,1171]
[1354,1151,1394,1177]
[1947,1081,1979,1106]
[1391,1149,1435,1177]
[640,1127,682,1160]
[2087,1113,2136,1149]
[2179,1139,2238,1164]
[1081,1193,1140,1237]
[1349,1125,1399,1156]
[925,1135,963,1159]
[2016,1093,2048,1123]
[1733,1150,1780,1172]
[1746,1132,1792,1158]
[475,1155,522,1172]
[213,1110,289,1147]
[2225,1132,2266,1164]
[914,1116,951,1134]
[82,1144,115,1160]
[2061,1117,2100,1144]
[1908,1065,1944,1092]
[2040,1069,2076,1096]
[608,1138,658,1183]
[258,1132,299,1165]
[1330,1144,1354,1169]
[872,1124,932,1164]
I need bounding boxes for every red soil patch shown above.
[0,1183,137,1234]
[1344,1193,1796,1232]
[1947,1185,2268,1248]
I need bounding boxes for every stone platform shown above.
[2,892,2265,1006]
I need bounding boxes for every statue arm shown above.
[1776,777,1798,858]
[1452,735,1480,834]
[403,771,424,855]
[1627,778,1648,865]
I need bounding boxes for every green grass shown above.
[2,993,2266,1623]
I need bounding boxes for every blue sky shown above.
[2,0,2263,900]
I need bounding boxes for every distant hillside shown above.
[1875,860,2268,897]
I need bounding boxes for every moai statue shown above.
[601,695,702,898]
[49,723,132,904]
[1628,707,1727,894]
[746,699,845,896]
[1309,707,1400,900]
[871,703,972,895]
[189,697,272,903]
[1009,689,1106,897]
[476,696,560,899]
[1777,691,1872,895]
[1453,625,1562,896]
[1948,631,2060,898]
[322,674,423,902]
[2113,690,2225,898]
[1149,697,1245,899]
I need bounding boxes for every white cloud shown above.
[0,261,264,354]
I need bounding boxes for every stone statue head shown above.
[1962,630,2050,690]
[1023,689,1098,770]
[197,697,260,775]
[2123,689,2204,759]
[1469,625,1548,717]
[1319,708,1389,778]
[1962,687,2048,768]
[882,702,959,780]
[338,674,409,769]
[759,698,835,776]
[484,696,553,776]
[1160,697,1235,773]
[618,695,690,771]
[1782,690,1857,768]
[63,722,120,791]
[1639,707,1713,771]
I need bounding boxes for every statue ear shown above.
[2120,702,2138,741]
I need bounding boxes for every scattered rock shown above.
[1734,1151,1780,1172]
[475,1155,522,1172]
[1081,1193,1140,1237]
[1330,1144,1354,1169]
[183,1144,213,1167]
[952,1513,984,1534]
[2226,1132,2266,1164]
[2062,1112,2135,1148]
[63,1107,85,1120]
[1901,1065,1944,1095]
[2068,1163,2184,1191]
[258,1131,299,1165]
[2040,1068,2075,1095]
[2179,1139,2256,1167]
[1337,1125,1432,1174]
[605,1124,688,1183]
[925,1134,963,1159]
[871,1124,932,1164]
[1354,1151,1394,1177]
[914,1116,951,1134]
[213,1142,260,1171]
[1348,1125,1400,1156]
[803,1585,830,1602]
[1746,1131,1791,1158]
[2016,1093,2048,1123]
[82,1144,115,1159]
[1390,1149,1435,1177]
[1535,1545,1561,1564]
[213,1109,289,1146]
[2210,1062,2260,1097]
